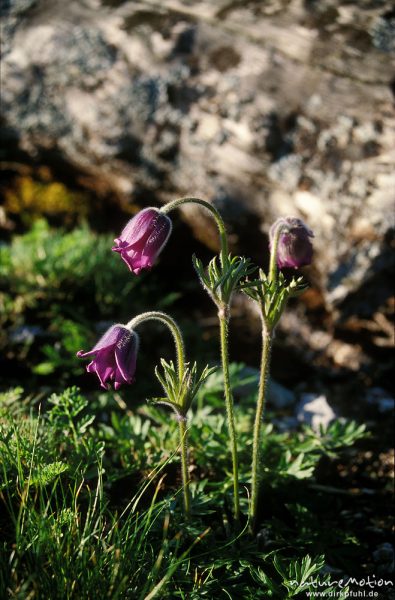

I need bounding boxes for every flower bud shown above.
[270,217,314,269]
[77,325,139,390]
[112,207,172,274]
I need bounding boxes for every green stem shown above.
[161,198,238,521]
[250,322,272,532]
[127,311,185,380]
[161,197,229,266]
[126,311,191,516]
[219,311,240,524]
[178,418,191,517]
[269,222,284,285]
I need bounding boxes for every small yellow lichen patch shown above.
[4,176,89,217]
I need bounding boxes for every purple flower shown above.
[112,208,172,274]
[77,325,139,390]
[270,217,314,269]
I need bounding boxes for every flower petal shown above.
[116,208,160,246]
[270,216,314,269]
[94,360,116,389]
[143,214,172,256]
[114,332,138,383]
[77,325,128,357]
[113,208,172,275]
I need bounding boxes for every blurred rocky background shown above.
[1,0,394,415]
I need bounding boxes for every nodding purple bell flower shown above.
[77,325,139,390]
[270,217,314,269]
[112,208,172,275]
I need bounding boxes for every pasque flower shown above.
[77,325,139,390]
[112,208,172,274]
[270,217,314,269]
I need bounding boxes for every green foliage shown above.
[196,362,259,410]
[0,219,135,316]
[192,253,255,307]
[242,269,308,328]
[47,386,96,444]
[0,387,26,417]
[0,384,369,598]
[297,420,368,458]
[33,318,92,376]
[0,220,181,382]
[152,359,217,416]
[2,458,197,599]
[29,461,69,487]
[0,398,43,492]
[250,554,349,597]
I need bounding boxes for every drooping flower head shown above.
[112,207,172,274]
[77,325,139,390]
[270,217,314,269]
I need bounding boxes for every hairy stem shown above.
[162,198,237,520]
[250,323,272,532]
[127,311,185,380]
[126,311,191,515]
[269,222,284,285]
[178,418,191,517]
[161,197,229,266]
[219,310,240,524]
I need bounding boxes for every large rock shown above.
[1,0,394,335]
